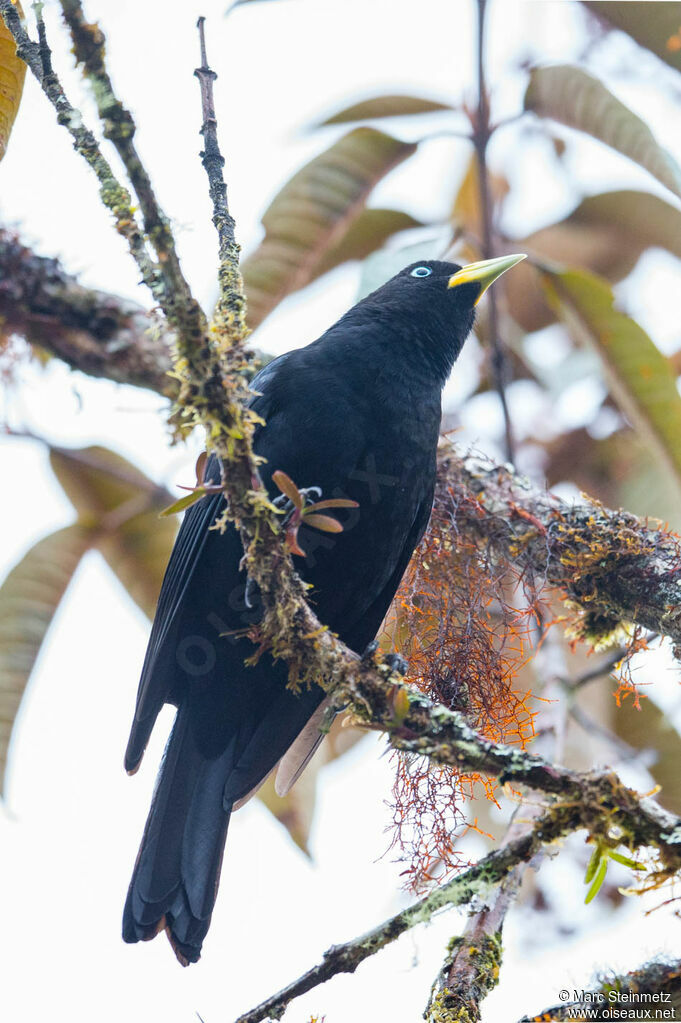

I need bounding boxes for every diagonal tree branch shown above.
[0,229,175,393]
[60,0,190,308]
[233,810,583,1023]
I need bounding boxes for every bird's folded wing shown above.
[125,456,224,773]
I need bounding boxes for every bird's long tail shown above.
[122,704,233,965]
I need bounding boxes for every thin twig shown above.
[0,1,163,303]
[569,703,639,761]
[472,0,515,463]
[194,17,246,329]
[569,638,656,691]
[0,229,175,393]
[59,0,191,318]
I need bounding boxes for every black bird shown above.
[122,253,525,965]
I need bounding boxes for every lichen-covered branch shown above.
[424,658,567,1023]
[236,775,680,1023]
[59,0,193,323]
[425,926,503,1023]
[0,229,175,393]
[0,1,164,303]
[439,452,681,650]
[234,810,576,1023]
[194,16,245,329]
[517,958,681,1022]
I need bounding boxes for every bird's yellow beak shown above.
[447,253,526,304]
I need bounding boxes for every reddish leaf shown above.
[303,513,344,533]
[306,498,359,512]
[272,470,303,509]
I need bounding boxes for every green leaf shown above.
[584,843,603,885]
[160,489,206,517]
[541,267,681,494]
[525,65,681,199]
[585,855,608,903]
[584,2,681,74]
[0,1,26,164]
[49,446,177,619]
[607,849,645,872]
[508,189,681,332]
[241,128,417,329]
[0,524,92,796]
[316,94,454,126]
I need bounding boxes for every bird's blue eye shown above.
[410,266,432,278]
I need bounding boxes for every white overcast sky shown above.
[2,2,681,1022]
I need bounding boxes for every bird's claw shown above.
[361,640,380,663]
[244,575,261,610]
[384,652,408,676]
[361,641,408,676]
[273,485,323,524]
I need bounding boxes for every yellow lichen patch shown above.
[0,1,25,163]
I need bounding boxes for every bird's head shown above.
[362,253,526,385]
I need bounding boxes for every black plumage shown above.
[122,255,523,965]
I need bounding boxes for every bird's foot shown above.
[273,485,323,525]
[244,575,261,611]
[361,640,408,676]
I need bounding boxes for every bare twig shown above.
[59,0,191,315]
[569,638,657,691]
[0,1,164,303]
[194,17,246,329]
[568,703,639,761]
[472,0,515,463]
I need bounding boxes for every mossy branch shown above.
[59,0,189,306]
[235,779,680,1022]
[425,929,503,1023]
[439,452,681,649]
[0,0,164,303]
[0,229,176,393]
